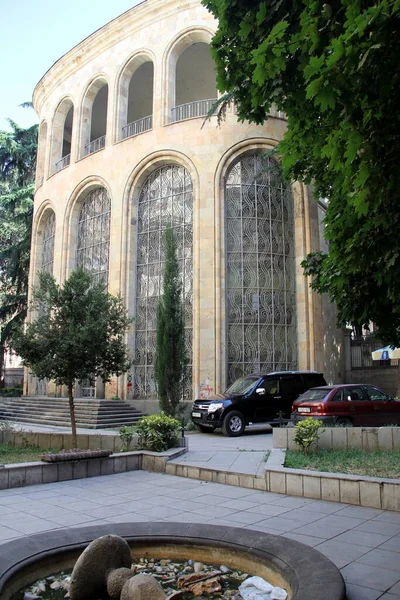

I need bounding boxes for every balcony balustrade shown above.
[84,135,106,156]
[122,115,152,140]
[55,154,71,172]
[171,98,218,122]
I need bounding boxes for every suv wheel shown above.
[222,411,245,437]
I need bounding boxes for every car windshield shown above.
[225,376,260,396]
[297,388,331,403]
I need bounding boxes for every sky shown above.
[0,0,142,131]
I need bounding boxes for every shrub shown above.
[119,425,136,452]
[293,418,325,454]
[0,388,22,397]
[136,412,181,452]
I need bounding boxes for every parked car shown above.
[191,371,327,436]
[291,384,400,426]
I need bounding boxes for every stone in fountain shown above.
[69,534,165,600]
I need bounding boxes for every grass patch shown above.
[285,448,400,479]
[0,444,51,465]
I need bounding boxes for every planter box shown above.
[273,426,400,451]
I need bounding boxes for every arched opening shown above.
[76,187,111,285]
[74,186,111,398]
[41,211,56,274]
[35,121,48,187]
[34,208,56,395]
[119,57,154,140]
[51,99,74,173]
[225,153,297,385]
[134,165,193,400]
[173,42,217,122]
[80,79,108,157]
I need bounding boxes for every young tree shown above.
[203,0,400,345]
[154,227,187,417]
[0,120,37,384]
[12,269,132,447]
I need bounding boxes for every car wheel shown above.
[222,411,245,437]
[198,425,216,433]
[335,417,353,427]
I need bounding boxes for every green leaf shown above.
[315,87,336,111]
[306,76,323,99]
[304,55,325,80]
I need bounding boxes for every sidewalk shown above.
[0,424,399,600]
[172,426,273,476]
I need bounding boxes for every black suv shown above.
[191,371,327,436]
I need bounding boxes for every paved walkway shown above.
[172,426,273,476]
[1,423,400,600]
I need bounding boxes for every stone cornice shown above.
[33,0,212,114]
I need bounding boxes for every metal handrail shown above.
[122,115,152,140]
[171,98,218,122]
[55,154,71,172]
[84,135,106,156]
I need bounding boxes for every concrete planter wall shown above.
[265,452,400,512]
[0,429,133,452]
[0,429,187,490]
[0,446,186,491]
[273,426,400,451]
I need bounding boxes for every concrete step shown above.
[0,396,145,429]
[2,415,141,429]
[0,406,142,417]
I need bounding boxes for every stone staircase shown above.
[0,396,145,429]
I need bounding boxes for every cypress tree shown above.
[155,226,186,416]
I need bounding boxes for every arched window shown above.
[41,212,55,274]
[134,165,193,399]
[172,42,217,122]
[77,187,111,285]
[225,153,297,384]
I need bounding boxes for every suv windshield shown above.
[225,376,259,396]
[297,388,331,403]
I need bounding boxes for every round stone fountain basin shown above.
[0,522,345,600]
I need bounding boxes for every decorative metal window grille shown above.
[225,153,297,384]
[41,212,55,274]
[134,165,193,399]
[77,187,111,285]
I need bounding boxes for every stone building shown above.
[28,0,344,413]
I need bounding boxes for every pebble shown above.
[18,557,287,600]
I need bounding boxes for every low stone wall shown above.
[0,446,186,490]
[273,426,400,451]
[165,457,400,511]
[0,429,187,490]
[0,429,135,452]
[265,449,400,512]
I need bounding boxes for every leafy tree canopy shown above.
[0,119,37,382]
[203,0,400,345]
[12,269,132,445]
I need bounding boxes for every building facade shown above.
[28,0,344,413]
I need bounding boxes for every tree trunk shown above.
[68,381,78,449]
[0,343,5,388]
[397,363,400,399]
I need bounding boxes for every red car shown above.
[291,384,400,427]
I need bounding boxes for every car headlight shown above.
[207,402,224,413]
